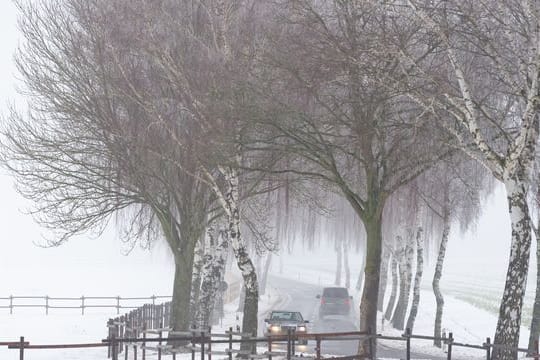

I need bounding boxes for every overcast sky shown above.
[0,1,530,299]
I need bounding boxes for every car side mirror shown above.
[264,319,269,323]
[304,320,310,323]
[316,295,321,299]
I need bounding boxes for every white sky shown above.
[0,1,530,300]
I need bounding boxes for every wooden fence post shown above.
[111,332,118,360]
[10,295,13,314]
[201,331,205,360]
[107,319,113,358]
[447,332,453,360]
[287,328,291,360]
[485,337,491,360]
[291,329,296,357]
[315,335,321,360]
[368,327,374,360]
[45,295,49,315]
[158,328,162,360]
[191,328,196,360]
[142,324,146,360]
[19,336,24,360]
[405,328,411,360]
[228,327,233,360]
[117,296,121,315]
[208,327,212,360]
[81,296,85,315]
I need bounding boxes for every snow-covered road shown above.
[265,275,454,359]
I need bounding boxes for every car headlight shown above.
[270,325,281,333]
[297,326,306,332]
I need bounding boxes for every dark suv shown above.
[316,287,352,319]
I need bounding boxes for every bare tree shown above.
[1,0,223,335]
[399,1,540,357]
[254,2,448,355]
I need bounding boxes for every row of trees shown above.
[2,1,540,359]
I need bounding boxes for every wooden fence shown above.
[0,295,172,315]
[5,328,540,360]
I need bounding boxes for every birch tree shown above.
[413,158,490,347]
[384,244,399,321]
[399,1,540,357]
[405,226,423,332]
[527,168,540,354]
[391,230,415,330]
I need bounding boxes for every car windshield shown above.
[322,288,349,298]
[270,311,303,321]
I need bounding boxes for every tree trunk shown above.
[171,236,197,333]
[223,166,259,355]
[355,250,366,291]
[528,224,540,355]
[492,178,532,360]
[199,226,229,329]
[433,209,450,348]
[237,284,246,312]
[155,211,200,335]
[259,252,272,295]
[391,232,414,330]
[384,252,398,321]
[357,212,383,358]
[335,238,343,286]
[406,227,424,332]
[344,240,351,288]
[377,247,389,311]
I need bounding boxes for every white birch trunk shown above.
[335,238,342,286]
[528,223,540,355]
[259,252,272,295]
[384,252,399,321]
[355,250,366,291]
[406,227,424,332]
[199,226,229,329]
[377,247,390,312]
[391,232,415,330]
[492,177,533,360]
[343,240,351,288]
[433,208,450,348]
[221,165,259,354]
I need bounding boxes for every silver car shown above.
[317,287,352,319]
[264,310,309,344]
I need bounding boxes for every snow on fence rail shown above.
[0,295,172,314]
[4,329,540,360]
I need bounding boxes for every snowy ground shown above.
[0,265,534,360]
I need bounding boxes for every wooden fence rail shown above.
[0,295,172,315]
[5,328,540,360]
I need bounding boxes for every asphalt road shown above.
[263,275,450,360]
